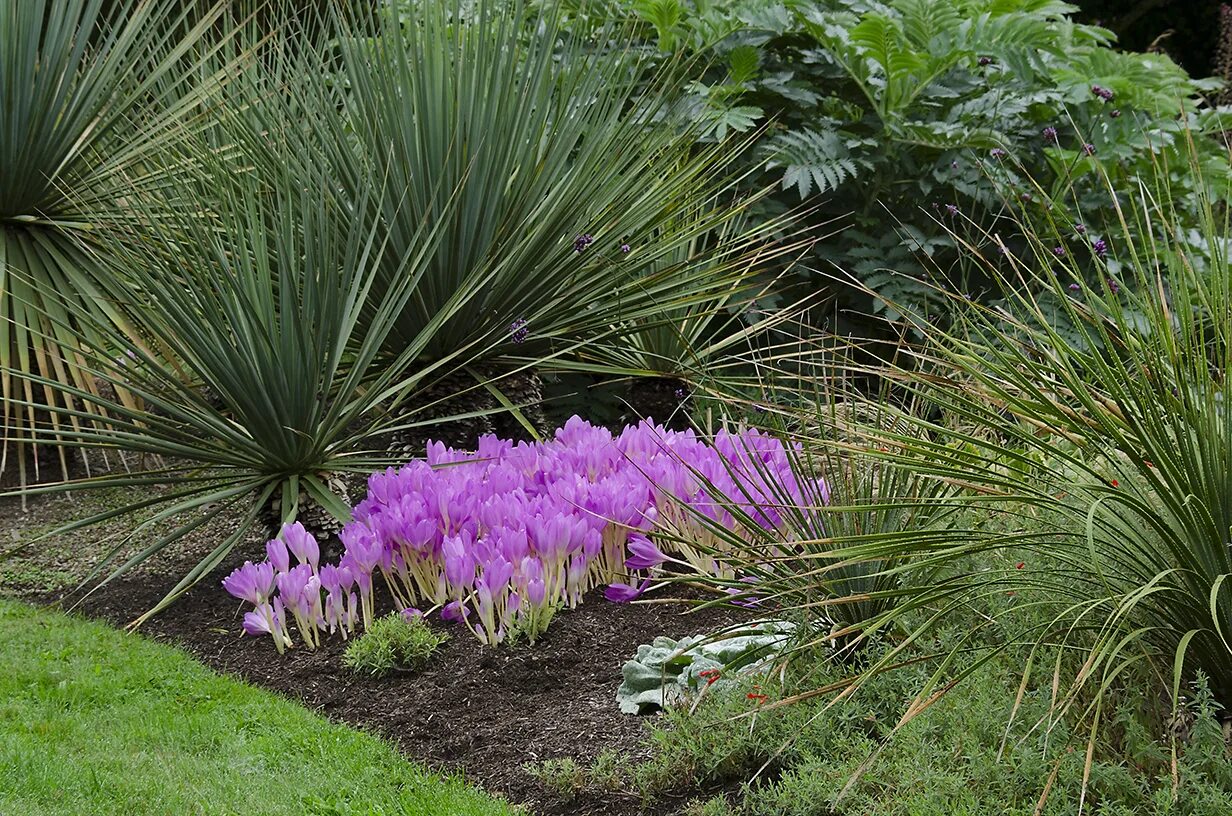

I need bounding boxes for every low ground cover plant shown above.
[341,610,447,677]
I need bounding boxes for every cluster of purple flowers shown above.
[510,317,529,344]
[224,417,819,649]
[573,233,595,253]
[221,523,358,653]
[1090,84,1114,102]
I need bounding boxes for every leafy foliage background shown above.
[555,0,1232,335]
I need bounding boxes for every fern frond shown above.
[765,128,862,198]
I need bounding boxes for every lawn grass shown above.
[0,600,512,816]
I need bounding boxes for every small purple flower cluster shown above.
[1041,126,1058,145]
[222,523,359,653]
[225,417,821,649]
[1090,84,1114,102]
[510,317,529,344]
[573,233,595,253]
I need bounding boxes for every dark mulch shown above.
[37,555,743,816]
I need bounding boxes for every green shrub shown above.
[341,612,446,677]
[523,758,588,800]
[621,636,1232,815]
[559,0,1231,330]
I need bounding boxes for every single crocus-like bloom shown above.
[402,607,423,621]
[604,578,651,603]
[222,561,274,605]
[242,603,277,636]
[266,537,290,574]
[625,535,668,571]
[280,522,319,571]
[441,600,469,622]
[1041,126,1058,144]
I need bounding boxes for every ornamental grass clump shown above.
[720,148,1232,794]
[224,417,823,649]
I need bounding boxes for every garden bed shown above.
[1,490,744,816]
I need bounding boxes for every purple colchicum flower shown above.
[280,522,319,571]
[1093,238,1109,258]
[1041,126,1058,144]
[222,561,274,606]
[1091,84,1114,102]
[510,317,529,344]
[573,233,594,253]
[605,578,652,604]
[223,416,813,649]
[625,535,669,571]
[266,538,290,574]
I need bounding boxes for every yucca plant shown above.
[327,1,777,421]
[662,371,968,659]
[0,0,231,488]
[4,80,468,621]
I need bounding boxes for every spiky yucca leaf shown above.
[0,0,230,487]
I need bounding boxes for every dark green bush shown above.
[559,0,1232,331]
